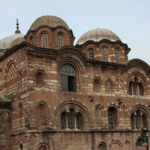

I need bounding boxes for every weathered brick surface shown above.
[0,16,149,150]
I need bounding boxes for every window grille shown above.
[88,48,94,59]
[58,33,63,48]
[102,47,108,61]
[41,33,48,48]
[115,48,119,63]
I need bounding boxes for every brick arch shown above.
[130,105,149,129]
[130,104,149,116]
[105,78,114,93]
[5,60,18,80]
[57,50,86,92]
[98,142,107,150]
[34,69,46,86]
[38,142,50,150]
[93,77,101,92]
[125,140,131,150]
[110,140,123,150]
[36,101,49,128]
[127,71,147,88]
[54,100,93,129]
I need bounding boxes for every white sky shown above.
[0,0,150,64]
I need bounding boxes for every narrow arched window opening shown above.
[58,33,63,48]
[102,47,108,62]
[108,107,117,129]
[41,33,48,48]
[88,48,94,59]
[20,143,23,150]
[60,65,76,92]
[115,48,119,63]
[93,79,100,92]
[35,71,45,85]
[19,103,23,128]
[98,143,107,150]
[76,113,83,129]
[68,108,74,129]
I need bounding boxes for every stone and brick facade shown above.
[0,15,149,150]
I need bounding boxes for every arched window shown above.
[98,143,107,150]
[108,107,117,129]
[88,48,94,59]
[35,71,45,85]
[129,76,144,96]
[131,110,147,129]
[37,103,48,126]
[41,33,48,48]
[93,78,100,92]
[61,109,83,130]
[76,112,83,129]
[39,145,48,150]
[115,48,119,63]
[58,33,63,48]
[102,47,108,62]
[136,137,147,147]
[60,65,76,92]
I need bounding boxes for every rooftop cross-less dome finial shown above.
[15,19,21,34]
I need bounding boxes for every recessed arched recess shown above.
[36,102,49,128]
[98,142,107,150]
[5,60,18,80]
[95,104,104,128]
[110,141,122,150]
[105,78,114,93]
[38,143,50,150]
[93,78,101,92]
[54,101,92,130]
[131,105,149,130]
[35,70,46,86]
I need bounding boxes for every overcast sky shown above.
[0,0,150,64]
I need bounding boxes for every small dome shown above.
[77,28,121,45]
[30,16,69,31]
[9,37,25,48]
[0,33,24,49]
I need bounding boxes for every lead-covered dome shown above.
[77,28,121,45]
[30,16,70,31]
[0,33,24,49]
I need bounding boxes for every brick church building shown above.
[0,16,149,150]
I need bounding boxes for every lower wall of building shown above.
[10,131,146,150]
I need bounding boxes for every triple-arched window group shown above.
[61,108,83,129]
[131,109,147,129]
[88,47,119,63]
[129,76,144,96]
